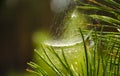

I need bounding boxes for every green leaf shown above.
[105,0,120,9]
[79,28,89,76]
[41,46,63,76]
[77,6,102,10]
[89,15,120,28]
[27,62,48,76]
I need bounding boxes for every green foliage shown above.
[28,28,120,76]
[28,0,120,76]
[77,0,120,29]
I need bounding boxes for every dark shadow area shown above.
[0,0,52,76]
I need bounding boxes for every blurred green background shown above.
[0,0,53,76]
